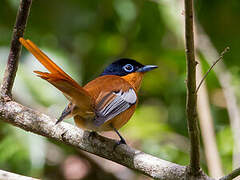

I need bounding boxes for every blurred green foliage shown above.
[0,0,240,179]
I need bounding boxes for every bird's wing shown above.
[94,88,137,126]
[19,38,94,113]
[83,75,137,127]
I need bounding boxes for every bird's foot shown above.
[114,138,127,150]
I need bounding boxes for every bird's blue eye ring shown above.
[123,64,134,72]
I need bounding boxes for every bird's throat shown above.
[122,72,143,92]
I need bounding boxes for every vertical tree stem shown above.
[0,0,32,99]
[184,0,201,175]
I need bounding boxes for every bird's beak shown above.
[137,65,158,73]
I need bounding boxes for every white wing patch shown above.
[113,89,137,104]
[94,88,137,126]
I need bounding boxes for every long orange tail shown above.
[19,38,94,112]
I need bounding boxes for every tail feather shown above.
[19,38,79,88]
[19,37,94,114]
[34,71,51,80]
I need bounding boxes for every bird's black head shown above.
[100,58,157,76]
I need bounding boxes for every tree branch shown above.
[0,169,39,180]
[219,168,240,180]
[0,0,32,100]
[184,0,201,176]
[196,47,230,93]
[0,100,189,180]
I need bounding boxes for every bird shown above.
[19,37,158,145]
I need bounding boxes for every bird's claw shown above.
[114,139,127,150]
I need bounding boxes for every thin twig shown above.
[0,0,32,99]
[196,47,230,93]
[219,167,240,180]
[184,0,201,176]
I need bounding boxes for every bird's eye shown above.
[123,64,134,72]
